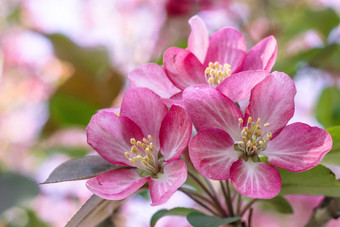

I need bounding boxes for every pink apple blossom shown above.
[86,88,192,205]
[129,15,277,104]
[183,71,332,199]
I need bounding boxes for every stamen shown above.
[204,61,232,87]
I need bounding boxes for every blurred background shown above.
[0,0,340,226]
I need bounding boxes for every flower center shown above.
[204,61,232,87]
[125,135,160,175]
[235,117,272,160]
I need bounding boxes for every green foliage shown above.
[150,207,197,227]
[42,156,119,184]
[315,87,340,128]
[0,172,39,214]
[259,196,293,214]
[66,195,120,227]
[279,165,340,196]
[186,212,240,227]
[42,34,124,135]
[321,126,340,165]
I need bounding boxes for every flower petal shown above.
[149,160,187,206]
[230,159,281,199]
[216,70,269,102]
[187,15,209,63]
[86,169,148,200]
[160,105,192,162]
[237,36,278,72]
[183,85,243,140]
[263,123,332,172]
[120,88,168,150]
[86,111,144,166]
[164,47,207,90]
[204,28,247,73]
[189,128,239,180]
[245,71,296,137]
[128,63,180,98]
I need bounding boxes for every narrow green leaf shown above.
[186,212,240,227]
[260,196,293,214]
[315,87,340,128]
[66,194,121,227]
[0,172,39,214]
[279,165,340,196]
[42,155,119,184]
[150,207,197,227]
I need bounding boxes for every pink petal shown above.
[230,159,281,199]
[149,160,187,206]
[204,28,247,73]
[86,169,148,200]
[245,71,296,137]
[86,111,144,166]
[183,85,243,140]
[237,36,278,72]
[128,63,180,98]
[189,128,239,180]
[187,15,209,63]
[120,88,168,150]
[163,47,207,90]
[160,105,192,162]
[263,123,332,172]
[216,70,269,102]
[162,91,184,107]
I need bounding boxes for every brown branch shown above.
[305,197,340,227]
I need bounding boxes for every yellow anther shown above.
[217,71,222,77]
[256,118,261,124]
[205,67,210,74]
[214,62,219,68]
[145,148,151,154]
[131,146,138,154]
[267,132,272,139]
[143,138,149,143]
[242,136,247,141]
[264,123,270,127]
[130,138,136,144]
[137,155,143,160]
[148,135,152,141]
[247,117,252,124]
[149,143,153,149]
[142,143,147,149]
[136,141,142,147]
[259,141,265,147]
[209,62,213,68]
[253,146,258,152]
[237,141,244,146]
[128,158,135,163]
[239,118,244,124]
[148,154,152,159]
[241,128,247,135]
[247,140,252,148]
[125,152,130,158]
[209,69,215,75]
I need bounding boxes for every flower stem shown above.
[248,208,254,227]
[236,193,242,216]
[240,199,258,217]
[187,170,227,217]
[220,180,234,216]
[179,187,220,216]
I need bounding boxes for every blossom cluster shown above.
[85,16,332,205]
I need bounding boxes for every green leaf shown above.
[321,126,340,165]
[315,86,340,128]
[42,155,120,184]
[186,212,240,227]
[0,172,39,214]
[150,207,197,227]
[66,194,121,227]
[279,165,340,196]
[259,196,293,214]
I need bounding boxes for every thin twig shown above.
[179,187,220,216]
[187,170,227,216]
[240,199,258,217]
[220,180,234,216]
[248,208,253,227]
